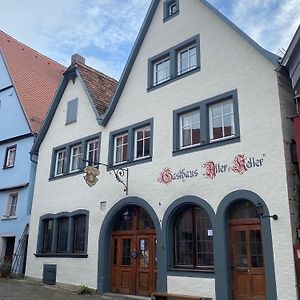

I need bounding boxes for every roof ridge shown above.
[76,62,118,83]
[0,30,66,69]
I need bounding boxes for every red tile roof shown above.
[73,62,118,115]
[0,30,66,133]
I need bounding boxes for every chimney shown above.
[71,54,85,65]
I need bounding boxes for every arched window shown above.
[174,206,213,269]
[230,200,259,220]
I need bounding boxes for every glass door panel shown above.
[138,238,149,268]
[250,230,264,268]
[122,238,131,265]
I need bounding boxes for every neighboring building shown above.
[281,24,300,295]
[26,1,298,300]
[0,30,65,275]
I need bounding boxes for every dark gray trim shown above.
[49,133,101,180]
[162,195,216,277]
[30,67,79,157]
[0,84,13,93]
[36,209,89,257]
[173,89,240,156]
[163,0,179,22]
[0,133,33,145]
[97,196,166,294]
[215,190,277,300]
[99,0,160,126]
[65,98,78,125]
[0,182,29,192]
[108,118,153,168]
[147,35,200,91]
[200,0,279,66]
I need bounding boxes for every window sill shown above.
[2,166,14,170]
[34,253,88,258]
[2,216,17,221]
[49,170,84,181]
[167,268,215,278]
[173,136,240,156]
[111,156,152,169]
[163,10,179,22]
[147,66,200,92]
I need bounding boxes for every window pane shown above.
[235,231,247,268]
[223,114,234,137]
[144,138,150,157]
[74,215,86,253]
[191,126,201,145]
[136,140,144,158]
[182,128,191,147]
[122,239,131,265]
[195,208,213,267]
[223,102,233,114]
[250,230,264,268]
[114,207,134,231]
[43,220,53,253]
[212,105,222,118]
[230,201,259,219]
[175,208,193,266]
[57,218,69,253]
[212,117,223,139]
[139,238,150,268]
[9,195,18,216]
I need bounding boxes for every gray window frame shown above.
[35,209,89,258]
[163,0,179,22]
[148,35,200,91]
[108,118,154,168]
[3,144,17,169]
[65,98,78,125]
[49,133,101,180]
[173,89,240,156]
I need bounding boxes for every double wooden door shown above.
[230,220,266,300]
[110,232,157,296]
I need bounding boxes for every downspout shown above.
[292,93,300,173]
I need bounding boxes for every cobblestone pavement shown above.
[0,278,105,300]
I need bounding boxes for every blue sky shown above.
[0,0,299,79]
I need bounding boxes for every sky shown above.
[0,0,299,80]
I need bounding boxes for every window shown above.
[86,139,100,166]
[173,90,240,155]
[177,44,197,75]
[114,133,128,165]
[70,144,82,172]
[50,133,101,179]
[57,218,69,253]
[163,0,179,21]
[3,145,16,168]
[55,149,66,176]
[135,126,151,159]
[109,119,153,167]
[179,110,201,148]
[4,193,18,218]
[73,215,87,253]
[37,210,89,257]
[42,219,53,253]
[209,100,235,142]
[154,57,170,86]
[174,206,213,269]
[148,35,200,90]
[66,98,78,124]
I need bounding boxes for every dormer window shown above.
[164,0,179,22]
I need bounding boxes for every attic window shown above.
[164,0,179,22]
[66,98,78,124]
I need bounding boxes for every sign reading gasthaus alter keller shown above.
[157,153,266,184]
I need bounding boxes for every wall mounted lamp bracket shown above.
[256,202,278,220]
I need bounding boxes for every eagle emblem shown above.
[83,166,100,187]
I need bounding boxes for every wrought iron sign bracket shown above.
[83,160,129,195]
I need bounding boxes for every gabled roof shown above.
[31,56,117,156]
[100,0,280,126]
[0,30,66,134]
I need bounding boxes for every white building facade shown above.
[26,1,299,299]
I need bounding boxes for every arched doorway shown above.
[110,205,157,296]
[229,200,266,300]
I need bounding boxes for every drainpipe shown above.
[293,93,300,173]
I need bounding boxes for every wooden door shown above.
[110,233,156,296]
[230,221,266,300]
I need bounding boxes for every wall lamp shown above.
[256,202,278,220]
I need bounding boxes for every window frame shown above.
[86,139,100,167]
[177,43,197,76]
[69,144,82,173]
[65,98,78,125]
[134,125,151,160]
[173,89,240,156]
[113,133,129,165]
[54,149,66,176]
[109,118,154,168]
[50,133,101,180]
[3,192,18,219]
[153,56,171,86]
[163,0,179,22]
[3,145,17,169]
[148,35,200,91]
[36,210,89,258]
